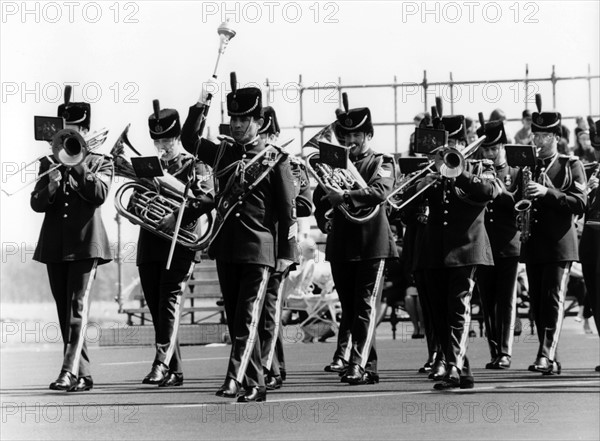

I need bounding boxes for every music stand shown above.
[505,144,538,168]
[131,156,164,178]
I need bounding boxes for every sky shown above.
[1,0,599,248]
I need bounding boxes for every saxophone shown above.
[514,166,533,242]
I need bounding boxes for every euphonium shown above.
[112,125,213,251]
[305,151,380,226]
[114,176,214,251]
[515,166,533,242]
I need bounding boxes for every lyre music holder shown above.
[318,141,349,169]
[505,144,538,168]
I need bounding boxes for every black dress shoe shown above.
[542,361,561,376]
[159,372,183,387]
[340,364,363,384]
[428,360,447,381]
[324,358,348,374]
[67,376,93,392]
[532,356,551,373]
[595,365,600,372]
[434,366,461,390]
[265,375,282,390]
[459,375,475,389]
[280,369,287,381]
[142,362,169,384]
[49,371,77,391]
[237,386,267,403]
[341,364,378,385]
[494,355,511,369]
[216,378,241,398]
[485,358,497,369]
[418,362,432,374]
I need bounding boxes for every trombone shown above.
[2,127,109,196]
[386,135,487,211]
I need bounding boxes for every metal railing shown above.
[241,64,599,153]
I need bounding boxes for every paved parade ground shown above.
[2,318,599,441]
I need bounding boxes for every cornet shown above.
[2,127,109,196]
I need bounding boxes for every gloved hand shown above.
[198,77,219,105]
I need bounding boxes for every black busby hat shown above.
[148,100,181,140]
[588,116,600,150]
[532,112,562,136]
[477,120,507,146]
[258,106,280,136]
[531,94,562,136]
[226,72,262,119]
[57,85,91,130]
[336,93,373,135]
[441,115,467,142]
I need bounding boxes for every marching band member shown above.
[257,106,313,390]
[578,118,599,372]
[414,115,500,390]
[181,77,299,402]
[520,105,587,375]
[31,89,113,392]
[313,100,398,385]
[112,103,214,387]
[476,120,521,369]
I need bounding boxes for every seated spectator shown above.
[514,110,534,145]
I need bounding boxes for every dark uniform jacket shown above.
[485,163,521,259]
[579,185,599,265]
[31,153,113,264]
[136,153,214,269]
[181,104,299,268]
[519,155,587,264]
[313,149,399,262]
[415,161,500,270]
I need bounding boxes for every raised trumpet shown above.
[2,127,109,196]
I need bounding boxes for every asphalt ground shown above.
[1,319,599,441]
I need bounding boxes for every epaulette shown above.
[380,153,395,164]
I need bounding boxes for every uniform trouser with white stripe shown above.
[526,262,571,362]
[477,256,519,359]
[582,263,600,329]
[259,270,286,377]
[217,262,270,388]
[139,262,194,374]
[424,266,476,375]
[414,270,442,362]
[46,259,98,378]
[331,259,385,372]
